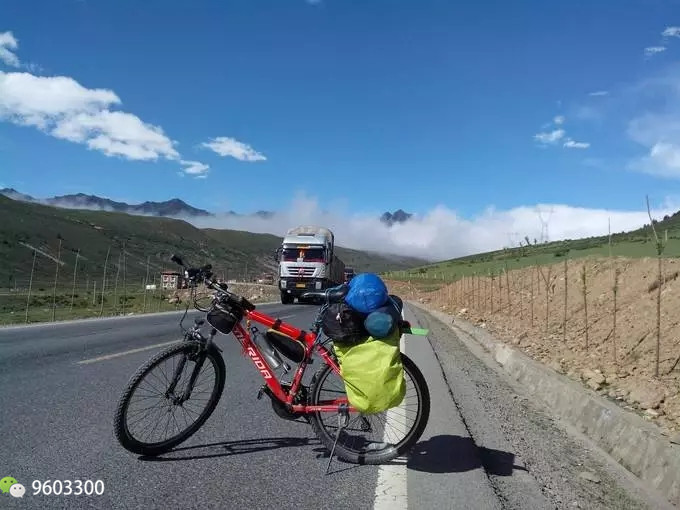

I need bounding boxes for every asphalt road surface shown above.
[0,303,669,510]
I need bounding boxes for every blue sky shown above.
[3,1,680,258]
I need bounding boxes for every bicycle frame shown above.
[231,308,350,414]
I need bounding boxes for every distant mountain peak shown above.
[380,209,413,226]
[1,189,213,218]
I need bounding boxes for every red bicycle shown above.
[113,254,430,466]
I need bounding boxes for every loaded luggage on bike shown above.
[319,273,409,415]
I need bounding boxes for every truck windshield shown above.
[281,247,326,262]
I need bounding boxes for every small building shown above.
[161,270,184,290]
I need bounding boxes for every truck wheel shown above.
[281,292,294,304]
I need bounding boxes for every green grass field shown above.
[0,288,186,326]
[383,231,680,282]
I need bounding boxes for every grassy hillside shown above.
[0,195,426,292]
[384,212,680,280]
[203,228,425,275]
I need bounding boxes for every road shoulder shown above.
[407,302,672,510]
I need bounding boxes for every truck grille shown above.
[287,266,315,277]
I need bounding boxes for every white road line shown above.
[373,307,409,510]
[77,340,179,365]
[75,311,298,365]
[0,301,282,331]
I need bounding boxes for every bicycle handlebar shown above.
[170,254,256,313]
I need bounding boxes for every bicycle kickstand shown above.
[326,403,349,475]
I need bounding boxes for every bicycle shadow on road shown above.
[407,435,528,476]
[137,437,318,462]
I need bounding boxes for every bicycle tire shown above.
[113,341,226,456]
[308,352,430,465]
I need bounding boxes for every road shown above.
[0,303,666,509]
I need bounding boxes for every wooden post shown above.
[51,237,62,322]
[25,250,37,323]
[143,255,150,313]
[519,270,524,321]
[505,262,510,315]
[70,250,80,313]
[563,258,567,343]
[582,264,589,351]
[530,266,535,328]
[100,246,110,317]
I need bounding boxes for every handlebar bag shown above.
[332,327,406,415]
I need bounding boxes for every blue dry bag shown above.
[344,273,389,314]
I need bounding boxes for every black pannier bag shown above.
[320,302,369,344]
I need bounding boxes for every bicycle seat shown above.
[301,284,348,304]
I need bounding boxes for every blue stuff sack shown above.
[344,273,389,314]
[363,295,404,338]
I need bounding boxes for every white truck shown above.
[275,225,346,304]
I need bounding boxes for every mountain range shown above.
[0,194,427,291]
[0,188,412,225]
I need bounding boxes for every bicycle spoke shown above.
[120,347,221,449]
[311,354,428,461]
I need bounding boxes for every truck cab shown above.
[275,226,345,304]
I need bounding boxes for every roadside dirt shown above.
[168,283,280,305]
[385,255,680,435]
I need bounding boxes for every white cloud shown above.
[0,30,217,176]
[0,31,20,68]
[187,193,679,261]
[630,141,680,178]
[627,77,680,177]
[180,159,210,177]
[51,110,179,160]
[533,129,565,144]
[202,136,266,162]
[645,46,667,57]
[0,72,179,161]
[588,90,609,97]
[564,139,590,149]
[0,71,120,127]
[662,26,680,38]
[534,114,590,150]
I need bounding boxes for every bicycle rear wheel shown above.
[308,353,430,465]
[113,341,225,456]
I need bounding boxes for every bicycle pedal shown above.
[256,385,266,400]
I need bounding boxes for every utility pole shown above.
[25,250,37,323]
[100,246,110,317]
[51,237,62,322]
[122,241,127,314]
[113,251,121,314]
[143,255,150,313]
[70,249,80,313]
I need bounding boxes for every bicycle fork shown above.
[166,330,216,404]
[164,352,205,404]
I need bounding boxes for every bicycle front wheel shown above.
[308,352,430,465]
[113,341,225,456]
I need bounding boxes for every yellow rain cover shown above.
[333,328,406,414]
